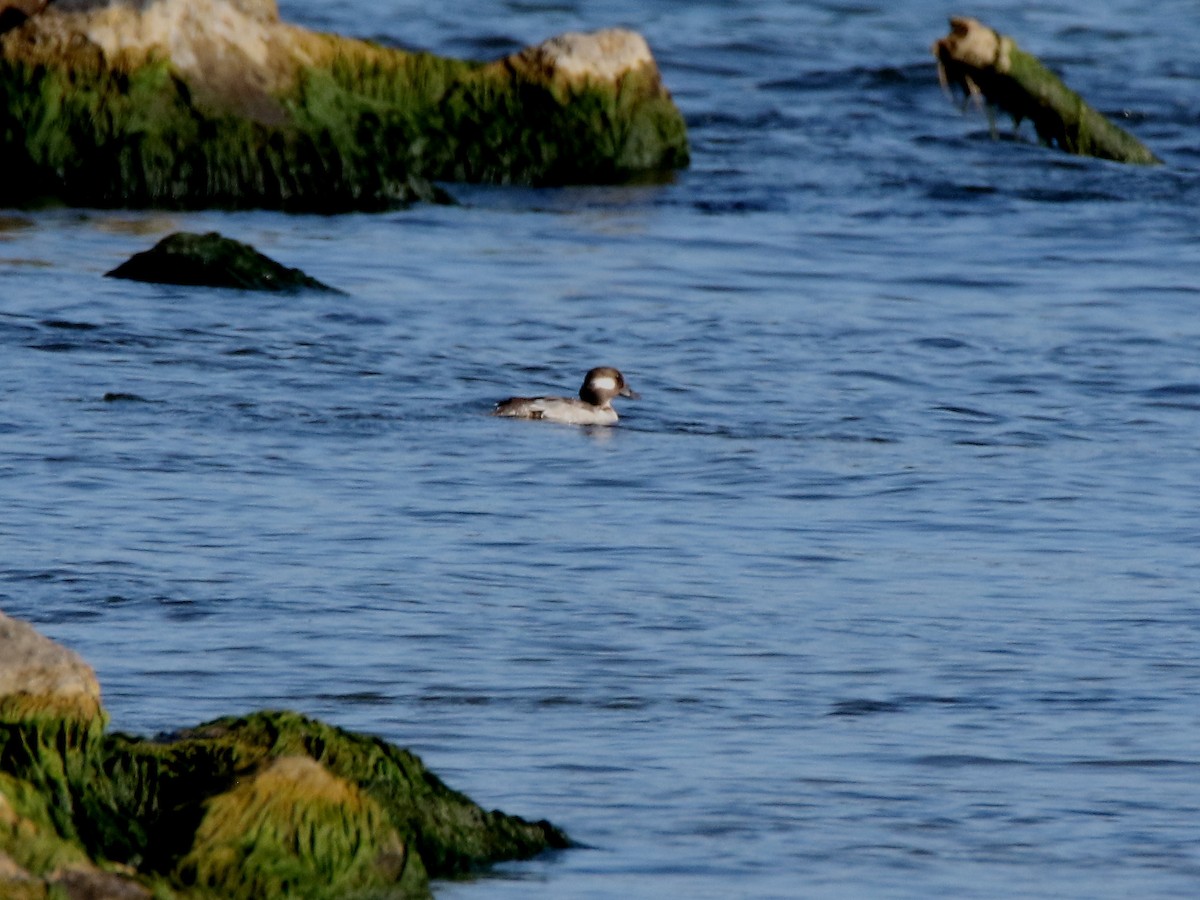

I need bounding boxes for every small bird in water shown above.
[492,366,639,426]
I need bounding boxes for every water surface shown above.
[3,1,1200,896]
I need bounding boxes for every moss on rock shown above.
[174,711,571,876]
[0,0,689,210]
[175,755,420,899]
[0,612,569,898]
[0,772,92,879]
[933,16,1159,165]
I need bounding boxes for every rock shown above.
[173,755,416,897]
[0,610,102,721]
[0,0,689,209]
[0,611,125,898]
[0,611,569,898]
[168,712,570,878]
[933,16,1159,165]
[511,28,657,85]
[105,231,340,292]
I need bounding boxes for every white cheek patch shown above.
[590,376,617,391]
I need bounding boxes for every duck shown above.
[492,366,639,425]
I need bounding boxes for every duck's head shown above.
[579,367,639,405]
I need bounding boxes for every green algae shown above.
[1,52,410,210]
[280,44,687,187]
[99,710,568,894]
[2,697,567,898]
[175,756,420,900]
[998,45,1159,164]
[174,711,570,877]
[0,772,91,878]
[3,612,557,897]
[0,695,107,846]
[0,698,153,899]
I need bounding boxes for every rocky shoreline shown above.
[0,610,568,898]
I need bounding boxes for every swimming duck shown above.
[492,366,638,425]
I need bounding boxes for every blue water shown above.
[3,1,1200,896]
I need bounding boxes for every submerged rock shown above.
[0,610,569,898]
[106,231,339,291]
[0,0,689,210]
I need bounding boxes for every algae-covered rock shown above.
[0,773,107,897]
[175,755,418,898]
[0,611,569,898]
[933,16,1159,165]
[173,711,570,876]
[106,231,340,291]
[0,612,149,897]
[0,611,107,844]
[0,0,690,210]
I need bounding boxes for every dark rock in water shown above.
[106,231,340,292]
[0,609,569,898]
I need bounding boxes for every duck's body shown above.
[492,367,638,426]
[493,395,622,426]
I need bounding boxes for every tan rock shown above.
[512,28,657,84]
[933,16,1010,73]
[0,610,101,713]
[39,0,304,121]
